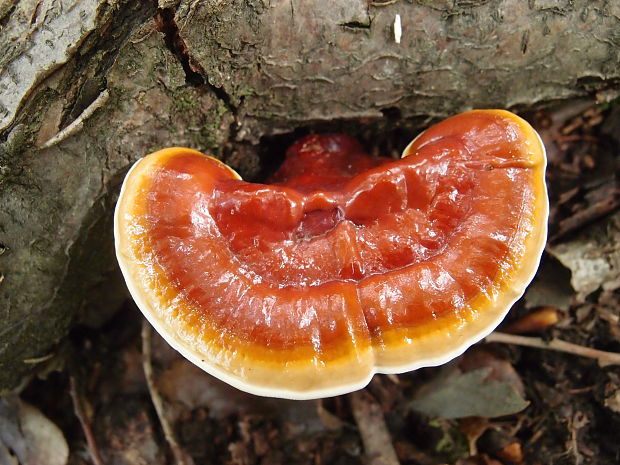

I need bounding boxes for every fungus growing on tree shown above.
[114,110,548,399]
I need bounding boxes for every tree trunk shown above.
[0,0,618,391]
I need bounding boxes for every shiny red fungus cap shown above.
[114,110,548,399]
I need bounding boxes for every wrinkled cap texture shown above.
[114,110,548,399]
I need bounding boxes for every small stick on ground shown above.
[349,390,400,465]
[486,331,620,366]
[551,193,620,242]
[69,376,105,465]
[142,320,193,465]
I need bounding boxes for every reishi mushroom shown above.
[114,110,548,399]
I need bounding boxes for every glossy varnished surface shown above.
[115,110,548,398]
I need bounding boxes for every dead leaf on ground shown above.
[459,349,525,398]
[411,366,528,419]
[0,396,69,465]
[549,211,620,300]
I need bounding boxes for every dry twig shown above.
[69,376,105,465]
[551,192,620,242]
[486,332,620,367]
[142,321,193,465]
[38,90,110,149]
[349,390,400,465]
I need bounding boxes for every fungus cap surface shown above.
[114,110,548,399]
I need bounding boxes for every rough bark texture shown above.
[0,0,619,392]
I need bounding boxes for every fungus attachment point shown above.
[115,110,548,399]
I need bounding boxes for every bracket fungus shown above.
[114,110,548,399]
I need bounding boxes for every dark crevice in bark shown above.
[154,7,238,118]
[340,20,371,30]
[155,8,205,87]
[0,3,16,29]
[381,107,402,121]
[205,78,238,120]
[154,7,244,182]
[65,79,108,128]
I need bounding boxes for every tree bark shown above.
[0,0,618,391]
